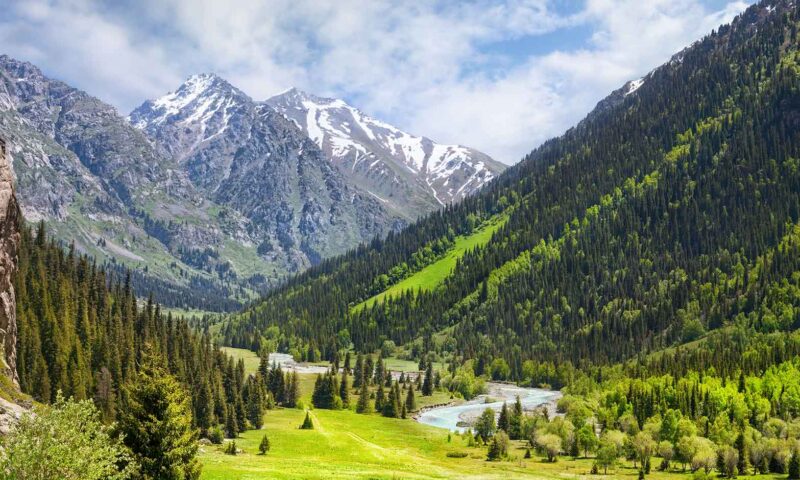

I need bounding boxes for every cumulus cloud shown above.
[0,0,749,163]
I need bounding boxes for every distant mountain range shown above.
[0,58,503,310]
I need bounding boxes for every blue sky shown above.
[0,0,750,164]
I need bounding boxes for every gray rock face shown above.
[130,74,400,270]
[0,55,257,299]
[0,138,19,388]
[267,89,506,220]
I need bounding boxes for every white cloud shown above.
[0,0,750,162]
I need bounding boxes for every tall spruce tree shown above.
[118,346,200,480]
[422,363,433,396]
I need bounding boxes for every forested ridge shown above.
[223,0,800,380]
[14,223,263,438]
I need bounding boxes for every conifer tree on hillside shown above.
[405,382,416,412]
[340,369,350,407]
[498,402,509,433]
[353,355,364,388]
[364,356,375,385]
[375,383,385,413]
[422,364,433,396]
[118,346,200,480]
[225,408,238,439]
[284,371,299,408]
[356,373,372,414]
[344,351,352,373]
[509,395,523,440]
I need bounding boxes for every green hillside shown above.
[354,213,508,312]
[223,0,800,373]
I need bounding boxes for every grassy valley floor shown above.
[200,405,774,479]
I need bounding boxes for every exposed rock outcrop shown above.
[0,138,19,388]
[0,137,26,434]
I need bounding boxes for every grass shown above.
[198,353,749,479]
[220,347,262,376]
[198,406,737,480]
[353,214,509,312]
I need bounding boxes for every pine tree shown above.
[498,402,510,433]
[405,382,416,412]
[300,412,314,430]
[340,369,350,407]
[353,355,364,388]
[246,377,265,430]
[356,373,372,414]
[258,434,270,455]
[789,450,800,480]
[375,383,385,413]
[118,346,201,480]
[509,395,523,440]
[284,371,299,408]
[422,363,433,396]
[364,356,375,385]
[225,407,239,439]
[344,351,352,373]
[374,357,385,385]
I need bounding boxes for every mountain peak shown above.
[129,73,249,130]
[266,87,504,213]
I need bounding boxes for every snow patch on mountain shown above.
[266,88,504,209]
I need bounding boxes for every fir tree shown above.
[300,412,314,430]
[353,355,364,388]
[258,434,270,455]
[498,402,509,433]
[405,382,416,412]
[118,346,200,480]
[422,363,433,396]
[375,383,385,413]
[356,375,372,414]
[340,369,350,408]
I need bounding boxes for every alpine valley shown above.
[5,1,800,480]
[0,61,503,311]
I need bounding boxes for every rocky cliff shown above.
[0,138,19,388]
[0,137,26,433]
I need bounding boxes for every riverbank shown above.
[416,383,562,432]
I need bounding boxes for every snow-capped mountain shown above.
[267,88,505,219]
[130,74,401,271]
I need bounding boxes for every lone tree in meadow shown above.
[300,411,314,430]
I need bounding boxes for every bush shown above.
[0,393,137,480]
[223,441,237,456]
[207,426,224,445]
[446,452,468,458]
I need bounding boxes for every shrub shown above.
[207,426,224,445]
[446,452,468,458]
[224,441,237,456]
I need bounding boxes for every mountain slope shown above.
[223,0,800,375]
[129,74,402,270]
[0,57,258,310]
[267,88,505,220]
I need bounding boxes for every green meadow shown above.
[354,214,508,312]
